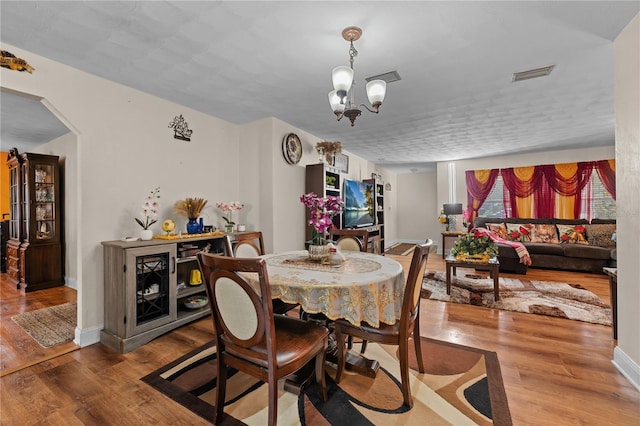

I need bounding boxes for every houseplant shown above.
[300,192,343,260]
[217,201,244,233]
[174,197,208,234]
[450,229,498,263]
[315,140,342,164]
[135,187,160,240]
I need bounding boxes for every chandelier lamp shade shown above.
[328,26,387,127]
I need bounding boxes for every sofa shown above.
[473,217,616,274]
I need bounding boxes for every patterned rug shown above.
[422,271,611,326]
[11,302,77,348]
[142,337,512,425]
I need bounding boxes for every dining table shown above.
[241,249,406,389]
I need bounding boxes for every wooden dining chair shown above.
[329,228,369,252]
[333,240,433,408]
[197,253,329,426]
[224,231,299,315]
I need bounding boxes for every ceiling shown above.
[1,1,638,173]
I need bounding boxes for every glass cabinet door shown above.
[33,163,57,241]
[125,245,177,337]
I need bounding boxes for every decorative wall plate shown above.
[282,133,302,165]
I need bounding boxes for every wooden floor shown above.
[1,256,638,425]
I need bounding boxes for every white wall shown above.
[1,43,392,345]
[613,13,640,390]
[397,171,438,245]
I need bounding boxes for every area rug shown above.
[142,337,511,425]
[385,242,416,256]
[11,302,76,348]
[422,271,611,326]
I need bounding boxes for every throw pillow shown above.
[505,223,533,242]
[486,223,508,240]
[556,224,589,244]
[529,224,560,243]
[585,224,616,248]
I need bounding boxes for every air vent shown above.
[512,65,554,82]
[365,70,401,84]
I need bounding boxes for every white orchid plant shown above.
[135,187,160,230]
[217,201,244,226]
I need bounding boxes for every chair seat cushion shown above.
[226,315,328,368]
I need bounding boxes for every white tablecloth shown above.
[245,250,405,328]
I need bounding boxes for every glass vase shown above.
[186,218,200,234]
[308,244,330,261]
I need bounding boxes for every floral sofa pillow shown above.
[585,224,616,248]
[529,224,560,243]
[505,223,533,242]
[486,223,508,240]
[556,224,588,244]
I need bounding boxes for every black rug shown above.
[142,337,512,425]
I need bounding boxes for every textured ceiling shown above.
[1,1,638,173]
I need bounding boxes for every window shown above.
[477,176,505,218]
[581,172,616,220]
[476,170,615,220]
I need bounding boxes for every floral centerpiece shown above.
[174,197,208,234]
[217,201,244,233]
[300,192,343,257]
[135,188,160,240]
[450,229,498,263]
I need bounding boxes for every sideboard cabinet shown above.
[101,235,227,353]
[6,150,63,291]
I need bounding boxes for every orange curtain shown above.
[554,163,577,218]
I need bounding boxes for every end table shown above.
[441,231,465,259]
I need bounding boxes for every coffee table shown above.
[445,257,500,301]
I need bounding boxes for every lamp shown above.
[328,27,387,127]
[443,203,463,232]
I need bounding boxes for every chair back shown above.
[329,228,368,252]
[225,231,266,258]
[197,253,275,360]
[400,240,432,330]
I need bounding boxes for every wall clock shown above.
[282,133,302,165]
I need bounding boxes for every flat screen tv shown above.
[343,179,375,228]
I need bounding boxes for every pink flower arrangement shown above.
[462,208,472,227]
[217,201,244,226]
[300,192,344,245]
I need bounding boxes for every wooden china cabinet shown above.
[6,150,63,291]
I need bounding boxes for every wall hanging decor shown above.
[315,140,342,164]
[1,50,34,73]
[282,133,302,165]
[168,114,193,141]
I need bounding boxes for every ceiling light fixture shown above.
[512,65,555,82]
[328,26,387,127]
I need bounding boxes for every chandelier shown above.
[328,27,387,127]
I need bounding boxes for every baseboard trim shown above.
[612,345,640,392]
[74,324,102,348]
